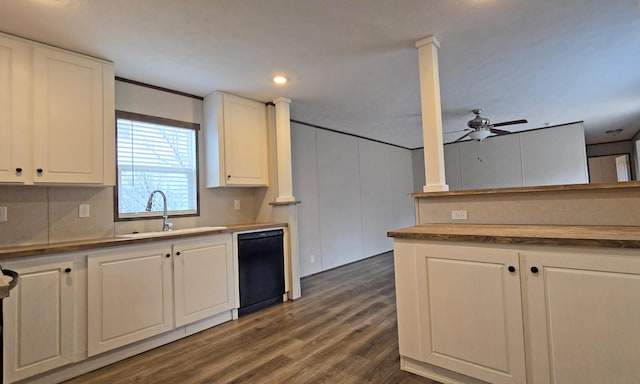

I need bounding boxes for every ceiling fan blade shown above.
[453,132,471,142]
[490,128,512,135]
[491,119,528,128]
[447,128,471,134]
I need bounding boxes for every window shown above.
[115,111,199,220]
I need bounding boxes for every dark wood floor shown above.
[64,252,438,384]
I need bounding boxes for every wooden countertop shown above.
[0,223,287,260]
[388,224,640,249]
[411,181,640,198]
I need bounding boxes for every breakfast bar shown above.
[389,182,640,384]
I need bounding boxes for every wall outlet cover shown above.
[79,204,90,218]
[451,210,468,220]
[0,206,7,222]
[234,200,241,210]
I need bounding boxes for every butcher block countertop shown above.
[410,181,640,198]
[388,224,640,249]
[0,223,287,261]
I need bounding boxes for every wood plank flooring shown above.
[64,252,439,384]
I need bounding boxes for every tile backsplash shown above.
[0,186,115,247]
[0,184,259,248]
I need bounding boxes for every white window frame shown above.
[115,110,200,221]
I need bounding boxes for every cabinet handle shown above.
[36,168,43,174]
[176,251,181,256]
[15,167,22,173]
[531,266,539,274]
[165,253,171,258]
[65,268,72,273]
[508,266,516,273]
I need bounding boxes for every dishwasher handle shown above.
[237,229,283,241]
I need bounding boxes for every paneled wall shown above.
[413,122,589,192]
[292,122,415,277]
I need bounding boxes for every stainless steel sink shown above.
[116,226,227,239]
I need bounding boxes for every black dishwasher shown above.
[238,229,285,316]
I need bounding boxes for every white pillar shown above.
[273,97,296,202]
[416,36,449,192]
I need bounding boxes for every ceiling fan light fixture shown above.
[606,128,623,136]
[469,129,492,141]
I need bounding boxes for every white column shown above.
[273,97,296,202]
[416,36,449,192]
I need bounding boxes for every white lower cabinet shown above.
[173,234,233,327]
[522,250,640,384]
[87,234,235,356]
[87,243,174,356]
[394,240,640,384]
[2,257,75,383]
[394,241,526,384]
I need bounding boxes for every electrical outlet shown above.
[234,200,241,210]
[310,254,315,263]
[79,204,90,218]
[0,206,7,222]
[451,210,468,220]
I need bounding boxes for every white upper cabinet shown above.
[204,91,268,187]
[32,46,114,185]
[0,32,115,186]
[0,35,30,183]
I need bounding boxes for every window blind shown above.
[116,117,197,217]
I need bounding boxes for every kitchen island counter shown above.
[388,223,640,249]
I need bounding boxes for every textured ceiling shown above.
[1,0,639,148]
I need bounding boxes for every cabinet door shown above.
[0,34,30,184]
[2,260,75,383]
[523,250,640,384]
[222,93,268,186]
[32,46,105,184]
[396,241,526,384]
[87,243,173,356]
[173,234,234,327]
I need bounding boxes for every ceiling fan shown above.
[453,109,528,142]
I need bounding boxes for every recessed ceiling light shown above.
[273,75,288,85]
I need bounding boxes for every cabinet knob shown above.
[36,168,43,174]
[15,167,22,173]
[531,266,539,274]
[65,268,72,273]
[176,251,181,256]
[508,266,516,273]
[166,253,171,258]
[227,175,231,179]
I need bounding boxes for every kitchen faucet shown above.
[145,190,173,231]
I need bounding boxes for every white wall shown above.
[292,122,415,277]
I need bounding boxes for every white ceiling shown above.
[1,0,639,149]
